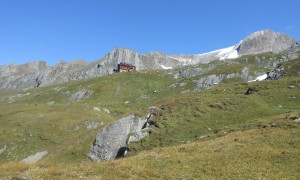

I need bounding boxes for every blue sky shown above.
[0,0,299,66]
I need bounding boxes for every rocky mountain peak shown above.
[105,48,139,63]
[236,30,298,55]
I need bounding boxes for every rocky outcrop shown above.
[194,73,241,90]
[88,115,149,162]
[69,89,93,101]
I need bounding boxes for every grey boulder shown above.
[88,115,147,162]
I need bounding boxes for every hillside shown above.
[0,49,300,179]
[0,70,185,163]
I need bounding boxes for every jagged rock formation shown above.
[88,115,150,162]
[0,30,298,90]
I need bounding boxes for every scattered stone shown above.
[125,101,130,104]
[149,106,158,110]
[197,135,206,140]
[52,87,61,92]
[180,90,191,94]
[11,176,28,180]
[288,85,295,89]
[8,93,31,103]
[0,145,7,155]
[140,95,148,99]
[271,123,278,127]
[69,89,93,101]
[93,107,101,111]
[20,151,48,164]
[245,87,257,95]
[257,124,268,128]
[85,121,103,129]
[169,83,177,88]
[179,82,186,87]
[47,101,55,105]
[74,126,80,131]
[103,108,110,114]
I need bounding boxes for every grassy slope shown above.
[0,56,300,179]
[0,71,183,163]
[128,57,300,154]
[128,76,300,153]
[1,121,300,179]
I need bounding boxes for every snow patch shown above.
[195,45,239,61]
[225,50,239,59]
[160,65,173,70]
[248,74,267,82]
[256,74,268,81]
[217,46,239,60]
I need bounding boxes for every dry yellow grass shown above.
[1,118,299,179]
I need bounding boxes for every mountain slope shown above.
[0,30,298,90]
[0,51,299,163]
[173,29,298,65]
[0,70,187,163]
[0,56,300,179]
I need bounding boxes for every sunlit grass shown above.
[0,53,300,179]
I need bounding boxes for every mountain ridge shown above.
[0,30,298,90]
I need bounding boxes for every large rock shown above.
[88,115,147,162]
